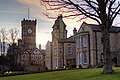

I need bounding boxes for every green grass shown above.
[1,68,120,80]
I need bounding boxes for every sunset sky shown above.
[0,0,120,49]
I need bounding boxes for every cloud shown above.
[0,10,25,14]
[16,0,55,23]
[16,0,46,17]
[44,31,50,34]
[17,0,41,7]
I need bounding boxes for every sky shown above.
[0,0,120,49]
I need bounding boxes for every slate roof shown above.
[58,36,75,43]
[87,23,120,33]
[19,48,45,55]
[52,15,66,28]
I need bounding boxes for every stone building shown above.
[45,41,52,70]
[65,28,77,68]
[51,15,67,69]
[76,22,120,68]
[45,15,76,69]
[17,48,45,71]
[21,18,36,48]
[16,18,45,71]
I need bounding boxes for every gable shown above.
[32,48,42,54]
[78,22,120,33]
[78,22,91,33]
[33,49,39,54]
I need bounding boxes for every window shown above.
[79,37,81,48]
[76,37,79,48]
[82,53,87,64]
[59,59,63,67]
[84,53,87,63]
[39,57,41,59]
[68,44,72,54]
[83,35,87,47]
[54,45,57,55]
[23,55,26,58]
[68,47,72,54]
[36,56,38,59]
[81,35,87,47]
[68,44,71,46]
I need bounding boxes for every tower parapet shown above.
[21,18,37,26]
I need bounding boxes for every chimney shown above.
[73,27,77,36]
[39,44,41,50]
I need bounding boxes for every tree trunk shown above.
[101,29,113,74]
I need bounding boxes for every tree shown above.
[6,28,19,70]
[0,28,19,71]
[7,28,19,44]
[0,28,7,55]
[41,0,120,74]
[0,28,19,70]
[0,54,5,74]
[0,28,19,54]
[0,54,9,74]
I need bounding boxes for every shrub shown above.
[97,64,103,68]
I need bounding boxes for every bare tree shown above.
[7,28,19,70]
[41,0,120,74]
[0,28,7,55]
[0,28,7,74]
[7,28,19,44]
[0,28,19,54]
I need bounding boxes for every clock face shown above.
[28,28,32,33]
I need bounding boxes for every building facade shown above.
[51,15,67,69]
[16,18,46,71]
[76,22,120,68]
[18,48,45,71]
[45,41,52,70]
[45,15,76,70]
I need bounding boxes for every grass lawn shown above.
[0,68,120,80]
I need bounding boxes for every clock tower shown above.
[21,18,37,48]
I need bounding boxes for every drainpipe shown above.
[95,31,98,66]
[51,43,53,70]
[88,34,91,65]
[62,42,65,68]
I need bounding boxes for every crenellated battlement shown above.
[21,18,37,26]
